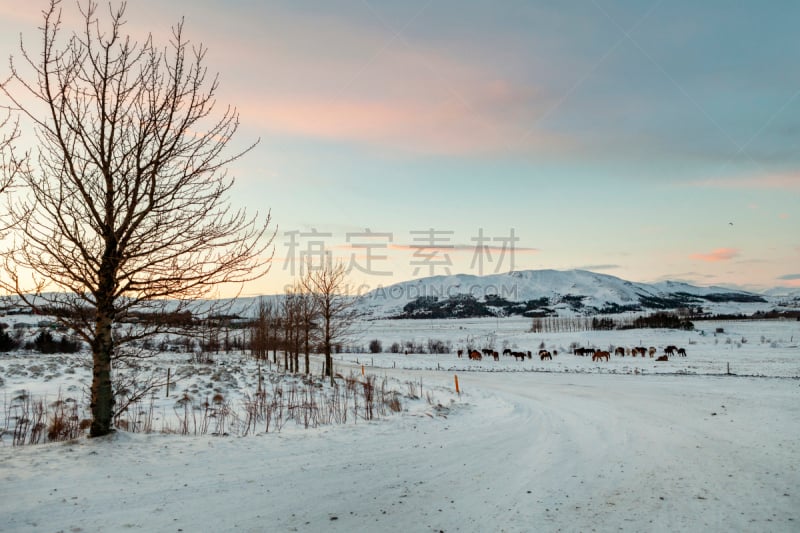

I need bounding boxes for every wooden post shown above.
[166,368,171,398]
[361,364,365,376]
[454,374,460,395]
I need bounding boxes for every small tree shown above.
[301,261,358,385]
[0,328,19,352]
[0,1,273,437]
[250,297,275,362]
[368,339,382,354]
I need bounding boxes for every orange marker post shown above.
[361,364,365,376]
[454,374,460,395]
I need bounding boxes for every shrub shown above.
[0,329,19,352]
[368,339,383,354]
[25,330,82,354]
[427,338,451,354]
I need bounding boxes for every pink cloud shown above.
[242,85,564,156]
[2,2,569,156]
[688,175,800,191]
[193,8,567,155]
[690,248,740,262]
[386,244,539,254]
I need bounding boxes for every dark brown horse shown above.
[592,351,610,362]
[540,350,552,361]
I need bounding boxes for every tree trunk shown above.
[90,309,115,436]
[304,329,310,376]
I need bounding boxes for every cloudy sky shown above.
[1,1,798,295]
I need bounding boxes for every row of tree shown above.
[530,312,695,333]
[250,264,357,384]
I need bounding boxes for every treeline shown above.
[366,338,452,354]
[530,312,694,333]
[694,310,800,321]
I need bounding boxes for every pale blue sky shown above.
[1,1,798,294]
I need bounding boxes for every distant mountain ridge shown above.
[355,269,773,319]
[4,269,793,321]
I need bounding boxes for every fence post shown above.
[166,368,171,397]
[454,374,460,395]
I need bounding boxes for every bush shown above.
[368,339,383,354]
[427,338,451,354]
[0,329,19,352]
[25,330,82,354]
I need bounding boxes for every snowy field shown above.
[1,317,798,532]
[350,317,800,378]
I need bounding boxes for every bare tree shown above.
[0,1,272,437]
[296,285,318,375]
[250,297,275,363]
[0,110,21,205]
[301,261,358,385]
[280,288,299,373]
[284,280,319,375]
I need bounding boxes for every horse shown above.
[574,347,586,356]
[677,348,687,357]
[614,347,625,357]
[512,351,526,361]
[655,355,668,362]
[492,351,500,361]
[648,347,657,358]
[540,350,552,361]
[469,350,482,361]
[457,349,463,358]
[527,351,533,359]
[634,346,647,357]
[664,345,677,357]
[502,348,512,356]
[482,348,493,357]
[592,351,610,362]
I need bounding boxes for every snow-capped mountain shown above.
[355,269,771,318]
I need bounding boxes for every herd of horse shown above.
[456,348,557,361]
[455,344,687,362]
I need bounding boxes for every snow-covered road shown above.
[2,371,798,532]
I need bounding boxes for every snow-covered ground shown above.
[1,317,799,532]
[351,317,800,378]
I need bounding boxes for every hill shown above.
[355,269,769,319]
